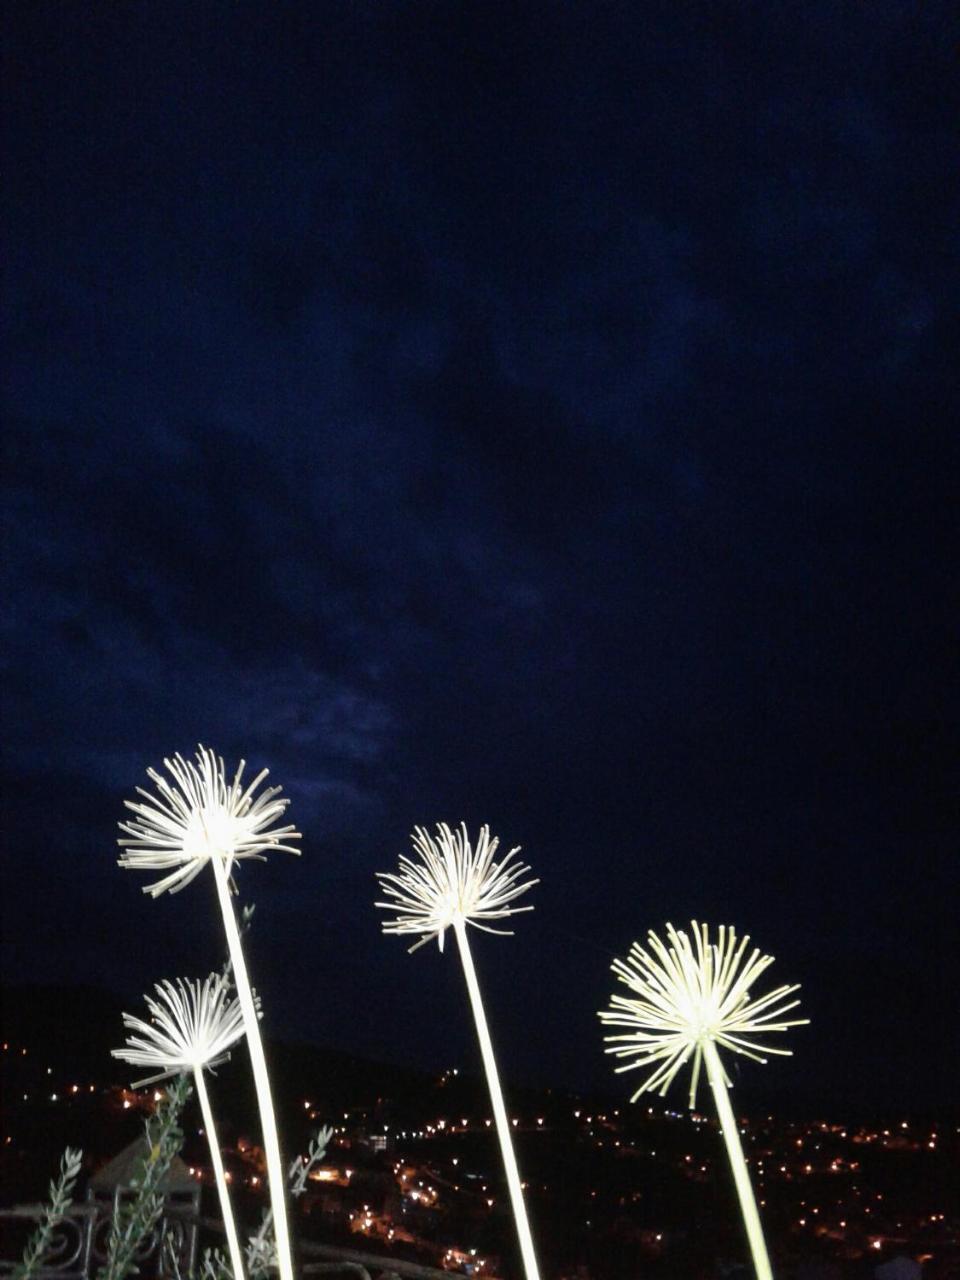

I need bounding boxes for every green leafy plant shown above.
[245,1126,334,1280]
[197,1246,233,1280]
[13,1147,84,1280]
[99,1073,192,1280]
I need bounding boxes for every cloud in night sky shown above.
[2,0,957,1107]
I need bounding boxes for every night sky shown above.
[2,2,957,1114]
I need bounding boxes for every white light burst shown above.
[599,921,808,1109]
[114,974,255,1280]
[376,822,542,1280]
[112,974,249,1087]
[118,745,301,897]
[375,822,538,952]
[118,746,300,1280]
[599,921,809,1280]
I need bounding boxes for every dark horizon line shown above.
[2,980,956,1126]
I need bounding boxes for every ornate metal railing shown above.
[0,1207,454,1280]
[300,1238,458,1280]
[0,1204,92,1279]
[0,1200,197,1280]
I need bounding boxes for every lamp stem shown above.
[453,917,540,1280]
[194,1066,245,1280]
[704,1038,772,1280]
[212,858,293,1280]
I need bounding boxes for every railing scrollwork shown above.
[2,1207,452,1280]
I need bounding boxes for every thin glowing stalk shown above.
[453,917,540,1280]
[212,857,292,1280]
[194,1067,245,1280]
[704,1039,772,1280]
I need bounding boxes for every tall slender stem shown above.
[212,858,293,1280]
[194,1067,245,1280]
[453,918,541,1280]
[704,1039,772,1280]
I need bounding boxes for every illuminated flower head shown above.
[112,974,255,1087]
[118,745,301,896]
[599,922,808,1108]
[376,822,538,953]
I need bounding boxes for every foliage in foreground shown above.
[198,1124,334,1280]
[98,1073,193,1280]
[13,1147,84,1280]
[19,1072,333,1280]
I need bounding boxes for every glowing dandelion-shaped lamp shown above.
[118,747,300,1280]
[599,922,809,1280]
[113,975,252,1280]
[376,823,541,1280]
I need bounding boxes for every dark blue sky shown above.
[2,1,957,1111]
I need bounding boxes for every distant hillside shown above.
[0,983,456,1117]
[4,985,952,1130]
[1,984,132,1080]
[0,982,594,1148]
